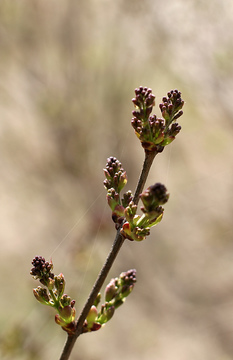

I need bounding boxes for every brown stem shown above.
[75,230,125,335]
[133,151,157,205]
[59,335,76,360]
[59,229,125,360]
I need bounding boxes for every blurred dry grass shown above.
[0,0,233,359]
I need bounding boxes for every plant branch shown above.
[75,229,125,334]
[59,229,125,360]
[59,150,157,360]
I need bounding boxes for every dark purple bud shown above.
[30,256,54,285]
[168,103,173,113]
[173,110,183,121]
[132,98,140,107]
[145,94,155,107]
[140,183,169,212]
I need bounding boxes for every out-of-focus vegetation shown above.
[0,0,233,359]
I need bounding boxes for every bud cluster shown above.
[131,87,184,153]
[30,256,54,287]
[103,157,127,193]
[104,157,169,241]
[103,157,130,225]
[31,256,76,335]
[82,269,136,333]
[121,183,169,241]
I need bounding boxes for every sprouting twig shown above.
[59,152,156,360]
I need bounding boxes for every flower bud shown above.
[113,298,124,308]
[121,284,134,298]
[124,201,137,222]
[54,273,65,299]
[106,188,119,210]
[121,191,133,208]
[60,294,71,307]
[93,293,101,307]
[98,305,115,324]
[121,222,134,241]
[86,305,98,324]
[132,87,184,152]
[30,256,54,287]
[105,279,117,302]
[133,226,150,241]
[120,269,137,286]
[46,277,55,291]
[33,286,50,305]
[140,183,169,212]
[58,305,76,323]
[103,157,127,194]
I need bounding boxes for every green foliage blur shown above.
[0,1,233,359]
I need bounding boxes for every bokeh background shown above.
[1,0,233,359]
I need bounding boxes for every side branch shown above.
[59,230,125,360]
[75,230,125,334]
[60,151,157,360]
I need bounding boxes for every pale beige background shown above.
[0,1,233,359]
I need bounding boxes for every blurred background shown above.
[0,0,233,359]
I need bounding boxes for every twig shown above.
[59,150,156,360]
[59,228,124,360]
[133,151,157,205]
